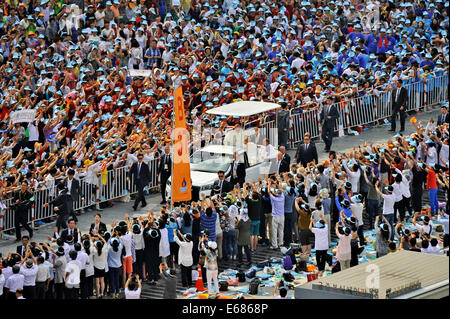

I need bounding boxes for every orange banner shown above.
[172,86,192,202]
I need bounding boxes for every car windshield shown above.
[190,151,232,173]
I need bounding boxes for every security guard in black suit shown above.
[12,181,34,241]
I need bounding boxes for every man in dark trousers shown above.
[43,183,72,232]
[127,153,151,211]
[158,145,171,204]
[437,104,449,126]
[294,135,318,167]
[320,98,340,152]
[389,79,408,132]
[277,102,290,149]
[230,152,246,187]
[278,146,291,173]
[62,169,83,222]
[211,170,233,196]
[12,181,34,241]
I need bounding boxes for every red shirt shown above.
[426,169,438,190]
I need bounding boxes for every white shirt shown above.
[45,174,55,197]
[0,274,5,296]
[20,264,38,286]
[125,287,141,299]
[85,253,95,277]
[159,228,170,258]
[426,147,438,166]
[67,178,73,193]
[414,222,433,238]
[36,263,50,282]
[28,122,39,141]
[343,162,361,193]
[438,214,449,235]
[392,182,403,202]
[2,267,12,283]
[65,260,82,286]
[381,193,396,215]
[95,11,105,28]
[132,231,145,250]
[311,225,329,250]
[121,233,133,257]
[76,251,90,271]
[427,245,441,255]
[91,246,108,270]
[5,274,24,292]
[352,203,364,226]
[439,144,449,167]
[174,236,193,267]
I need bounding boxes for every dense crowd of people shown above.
[0,0,449,198]
[0,0,449,300]
[0,115,448,299]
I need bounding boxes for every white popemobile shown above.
[166,101,281,201]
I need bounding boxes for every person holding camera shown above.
[200,234,219,296]
[124,274,142,299]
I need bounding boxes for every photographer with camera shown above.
[124,274,142,299]
[199,233,219,296]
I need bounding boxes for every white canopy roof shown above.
[205,101,281,117]
[198,144,244,155]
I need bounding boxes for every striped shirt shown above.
[200,210,217,241]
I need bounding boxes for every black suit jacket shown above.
[437,112,449,126]
[320,104,340,128]
[16,245,27,257]
[129,161,151,185]
[89,222,107,235]
[63,177,82,201]
[158,153,172,178]
[279,153,291,173]
[48,191,72,217]
[230,161,246,186]
[294,142,318,167]
[13,190,34,215]
[211,179,233,196]
[60,227,80,244]
[392,86,408,111]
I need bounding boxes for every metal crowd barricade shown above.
[288,74,448,148]
[0,157,161,234]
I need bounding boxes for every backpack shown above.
[282,272,295,282]
[283,255,293,270]
[331,260,341,273]
[237,271,246,282]
[246,268,257,279]
[295,260,307,273]
[249,278,261,295]
[219,281,229,292]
